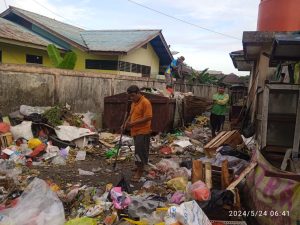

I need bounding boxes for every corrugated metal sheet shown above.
[81,30,160,52]
[0,17,61,47]
[10,6,85,47]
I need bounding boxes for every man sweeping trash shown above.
[123,85,152,182]
[210,83,229,137]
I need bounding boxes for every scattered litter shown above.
[75,151,86,161]
[78,169,95,176]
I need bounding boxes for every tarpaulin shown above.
[244,150,300,225]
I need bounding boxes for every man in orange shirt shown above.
[124,85,152,182]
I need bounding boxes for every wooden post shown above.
[280,149,292,171]
[221,160,230,189]
[192,160,203,183]
[261,85,269,148]
[205,162,212,189]
[292,89,300,159]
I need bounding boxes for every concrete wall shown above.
[0,64,218,126]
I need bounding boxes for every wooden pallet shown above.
[204,130,244,158]
[191,160,234,189]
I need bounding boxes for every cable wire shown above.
[128,0,241,41]
[3,0,7,9]
[30,0,89,29]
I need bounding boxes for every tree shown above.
[47,44,77,70]
[188,68,220,84]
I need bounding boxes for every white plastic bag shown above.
[10,121,33,140]
[52,155,66,165]
[75,151,86,161]
[0,178,65,225]
[55,126,96,142]
[165,200,211,225]
[78,169,94,176]
[20,105,51,116]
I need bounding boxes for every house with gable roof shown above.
[0,6,173,78]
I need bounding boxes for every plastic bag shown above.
[75,151,86,161]
[169,167,191,179]
[78,169,95,176]
[156,159,179,173]
[10,121,33,140]
[165,201,211,225]
[20,105,51,116]
[28,138,42,149]
[0,178,65,225]
[166,177,188,191]
[110,187,131,209]
[170,191,185,204]
[0,122,10,133]
[65,217,97,225]
[55,126,96,142]
[46,145,60,153]
[128,196,163,219]
[188,180,210,201]
[52,155,66,165]
[30,143,47,158]
[81,111,96,129]
[143,181,158,189]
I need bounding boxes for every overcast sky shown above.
[0,0,261,75]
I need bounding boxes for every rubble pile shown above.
[0,104,253,225]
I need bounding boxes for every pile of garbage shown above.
[0,104,253,225]
[0,105,100,167]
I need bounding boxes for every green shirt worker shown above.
[210,83,229,137]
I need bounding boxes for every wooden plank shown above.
[288,159,296,173]
[224,131,243,147]
[211,165,234,174]
[267,84,300,91]
[192,160,203,183]
[261,86,269,148]
[221,160,230,189]
[227,162,257,190]
[210,131,234,148]
[205,162,212,189]
[292,90,300,159]
[280,149,292,171]
[292,159,300,173]
[256,114,262,121]
[204,131,225,149]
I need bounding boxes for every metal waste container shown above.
[103,92,176,133]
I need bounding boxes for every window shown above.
[85,59,150,76]
[132,64,142,73]
[142,65,151,77]
[26,54,43,64]
[85,60,118,70]
[119,61,131,72]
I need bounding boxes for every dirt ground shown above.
[35,151,161,191]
